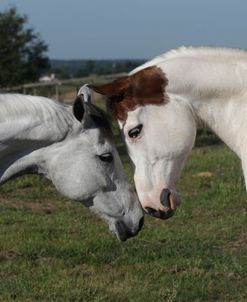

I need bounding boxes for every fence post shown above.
[55,84,59,100]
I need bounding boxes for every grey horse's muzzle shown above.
[111,215,144,241]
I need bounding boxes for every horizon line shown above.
[50,57,147,61]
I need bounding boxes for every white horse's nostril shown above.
[160,188,171,210]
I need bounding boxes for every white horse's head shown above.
[90,67,196,219]
[39,89,144,240]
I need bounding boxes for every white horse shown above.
[90,46,247,219]
[0,91,144,240]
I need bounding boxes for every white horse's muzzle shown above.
[146,188,181,220]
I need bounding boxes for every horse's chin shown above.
[146,207,175,220]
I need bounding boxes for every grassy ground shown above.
[0,134,247,301]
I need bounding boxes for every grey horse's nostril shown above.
[160,188,171,209]
[138,216,144,232]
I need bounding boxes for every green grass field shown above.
[1,136,247,301]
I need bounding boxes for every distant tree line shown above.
[50,59,145,80]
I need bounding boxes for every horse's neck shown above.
[189,93,247,188]
[158,48,247,157]
[0,94,74,184]
[191,95,247,157]
[0,141,48,184]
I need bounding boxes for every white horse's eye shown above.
[98,152,114,163]
[128,124,143,139]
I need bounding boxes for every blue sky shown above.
[1,0,247,59]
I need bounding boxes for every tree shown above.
[0,7,50,87]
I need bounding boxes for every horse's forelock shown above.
[90,66,169,121]
[88,104,112,135]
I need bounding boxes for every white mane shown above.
[154,46,247,61]
[0,94,76,142]
[131,46,247,74]
[0,93,73,123]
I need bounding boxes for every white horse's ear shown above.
[73,84,92,122]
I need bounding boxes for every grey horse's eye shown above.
[98,153,114,163]
[128,124,143,139]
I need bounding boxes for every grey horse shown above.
[0,89,143,241]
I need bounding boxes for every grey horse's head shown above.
[47,86,144,241]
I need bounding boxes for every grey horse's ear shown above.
[73,84,92,122]
[73,95,85,122]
